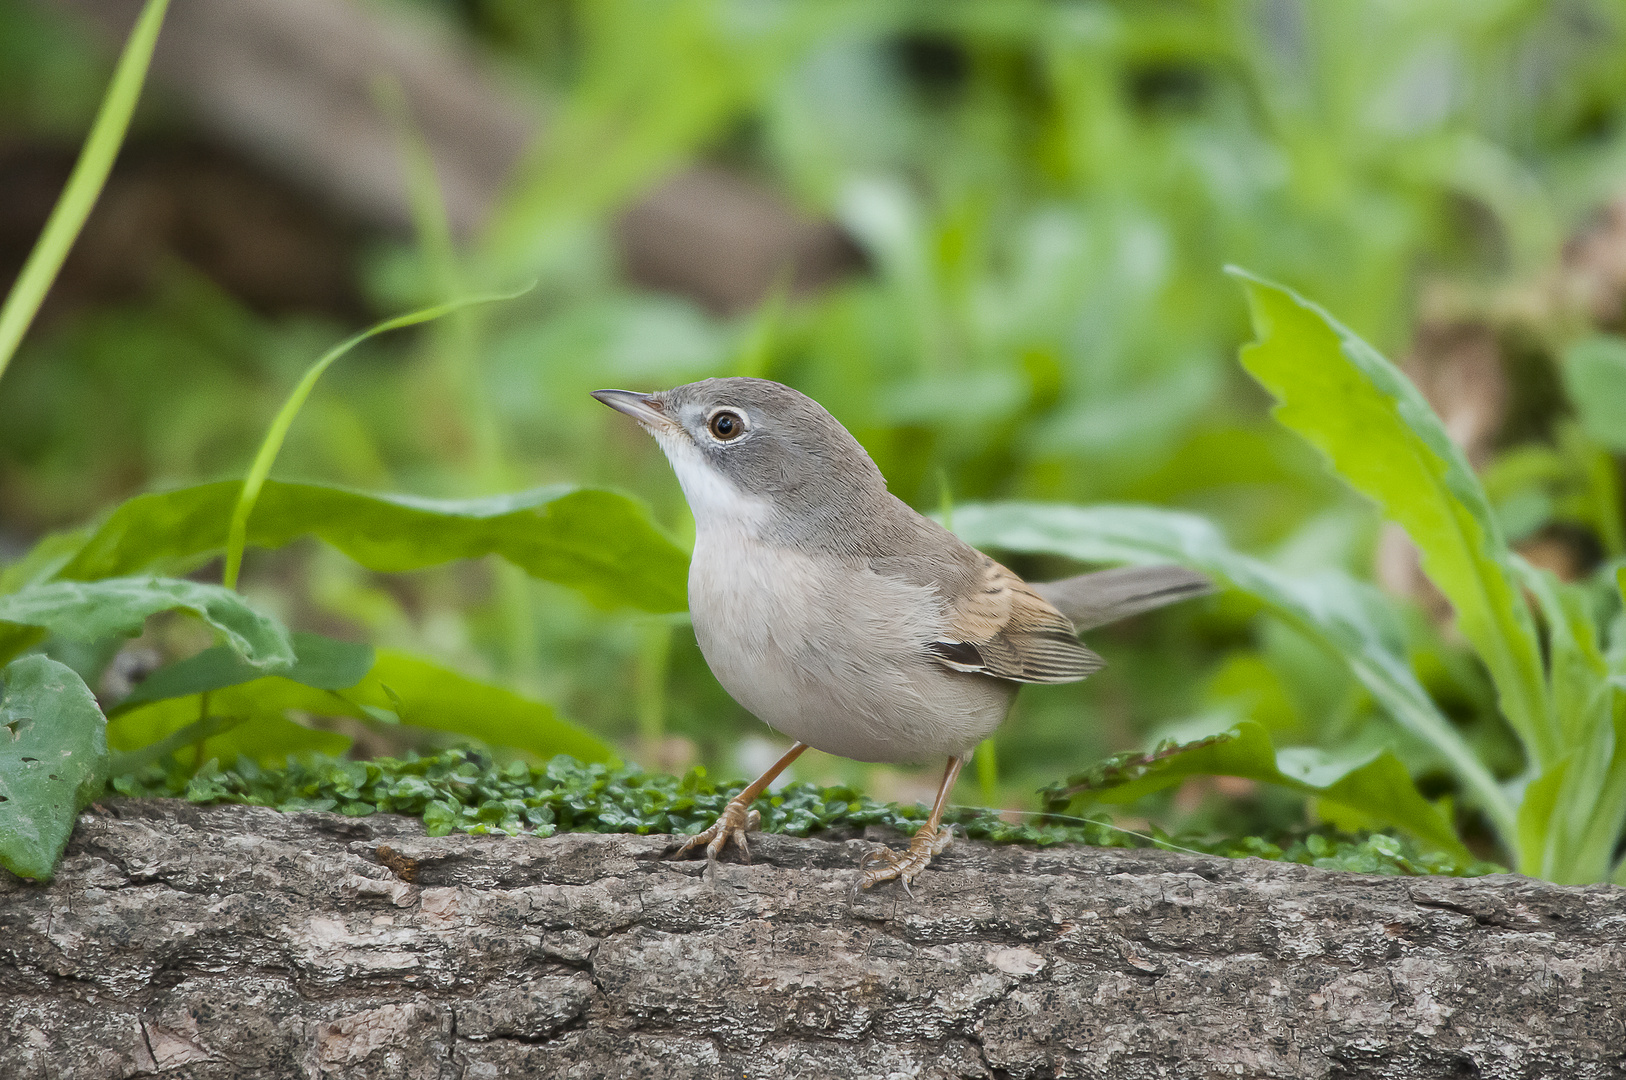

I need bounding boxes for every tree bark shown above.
[3,800,1624,1079]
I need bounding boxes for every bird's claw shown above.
[850,822,953,901]
[673,799,762,863]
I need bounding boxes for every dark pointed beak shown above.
[591,389,674,431]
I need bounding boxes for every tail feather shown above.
[1031,565,1214,633]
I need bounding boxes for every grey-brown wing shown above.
[926,556,1104,684]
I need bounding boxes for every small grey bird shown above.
[593,377,1211,893]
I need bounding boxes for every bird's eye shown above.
[708,409,745,441]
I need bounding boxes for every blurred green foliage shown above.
[4,0,1626,876]
[962,273,1626,881]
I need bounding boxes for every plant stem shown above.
[0,0,171,384]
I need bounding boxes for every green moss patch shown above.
[112,749,1501,878]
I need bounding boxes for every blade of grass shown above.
[222,287,532,590]
[0,0,171,383]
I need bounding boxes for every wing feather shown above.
[928,556,1104,684]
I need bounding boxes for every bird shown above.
[593,377,1211,894]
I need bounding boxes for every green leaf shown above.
[110,632,374,716]
[1045,720,1468,860]
[109,650,614,769]
[1555,708,1626,886]
[1515,562,1626,882]
[1563,336,1626,452]
[56,480,688,613]
[1516,561,1610,747]
[1,533,99,681]
[950,500,1517,846]
[1228,268,1551,769]
[0,577,295,670]
[358,652,616,764]
[0,655,110,880]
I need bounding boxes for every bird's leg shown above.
[673,741,809,863]
[852,755,965,898]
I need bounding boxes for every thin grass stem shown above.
[0,0,171,383]
[221,287,532,590]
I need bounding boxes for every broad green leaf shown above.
[1563,336,1626,452]
[0,655,110,880]
[111,632,374,716]
[1043,720,1467,859]
[951,500,1517,845]
[108,700,353,778]
[1229,269,1551,768]
[358,652,615,763]
[1203,652,1302,736]
[109,650,614,768]
[0,577,295,670]
[203,716,353,765]
[56,480,688,613]
[105,679,360,764]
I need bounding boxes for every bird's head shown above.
[592,377,886,536]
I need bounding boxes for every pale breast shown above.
[688,525,1016,763]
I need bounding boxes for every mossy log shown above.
[3,799,1624,1079]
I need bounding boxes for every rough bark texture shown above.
[3,800,1625,1079]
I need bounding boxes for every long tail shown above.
[1031,565,1214,633]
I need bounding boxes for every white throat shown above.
[653,429,770,536]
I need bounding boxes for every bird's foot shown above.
[673,798,762,862]
[851,822,953,900]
